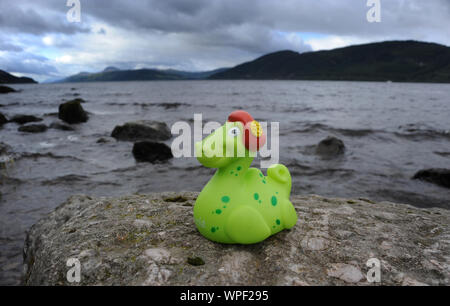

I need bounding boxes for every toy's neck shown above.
[217,156,254,174]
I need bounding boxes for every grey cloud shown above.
[0,42,23,52]
[1,0,449,81]
[0,51,58,75]
[0,0,90,35]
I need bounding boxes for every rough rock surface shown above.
[58,100,88,124]
[111,120,171,141]
[132,141,173,163]
[413,168,450,189]
[23,192,449,286]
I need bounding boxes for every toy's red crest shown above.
[228,110,266,151]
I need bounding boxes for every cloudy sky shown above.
[1,0,449,82]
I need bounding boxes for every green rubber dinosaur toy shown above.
[194,110,298,244]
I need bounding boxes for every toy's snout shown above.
[195,140,228,168]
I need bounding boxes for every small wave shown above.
[396,123,450,141]
[434,151,450,158]
[41,174,89,185]
[282,106,316,113]
[134,102,190,109]
[288,122,377,137]
[39,142,56,148]
[18,152,83,162]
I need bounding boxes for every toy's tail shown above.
[267,164,292,195]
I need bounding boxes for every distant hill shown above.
[210,41,450,83]
[162,68,229,79]
[102,66,120,72]
[0,70,37,84]
[57,67,229,83]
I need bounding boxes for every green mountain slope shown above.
[210,40,450,83]
[58,67,230,83]
[0,70,37,84]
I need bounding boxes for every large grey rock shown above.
[23,192,449,286]
[111,120,171,142]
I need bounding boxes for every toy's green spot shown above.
[211,227,216,233]
[276,219,281,225]
[230,171,234,174]
[237,166,242,171]
[216,209,222,214]
[262,180,266,184]
[221,196,230,203]
[235,174,238,176]
[259,200,261,204]
[259,173,263,178]
[276,192,278,194]
[273,225,276,228]
[223,205,226,208]
[271,196,277,206]
[254,193,259,200]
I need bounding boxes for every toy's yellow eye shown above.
[228,127,240,137]
[250,121,263,137]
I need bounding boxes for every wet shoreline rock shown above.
[111,120,171,142]
[0,85,16,94]
[10,114,43,125]
[316,136,345,157]
[18,124,48,133]
[23,192,449,285]
[413,168,450,189]
[132,141,173,163]
[58,100,88,124]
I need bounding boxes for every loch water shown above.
[1,80,449,284]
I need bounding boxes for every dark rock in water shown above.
[0,112,7,125]
[111,120,171,141]
[23,192,450,285]
[316,136,345,156]
[96,137,115,144]
[132,141,173,163]
[0,85,16,94]
[18,124,48,133]
[49,122,74,131]
[413,168,450,189]
[58,100,88,124]
[10,114,43,125]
